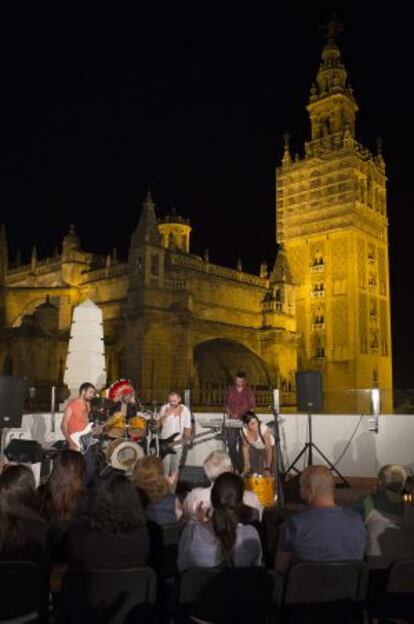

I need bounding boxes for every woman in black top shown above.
[0,464,50,571]
[67,471,150,569]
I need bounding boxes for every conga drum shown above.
[106,439,144,472]
[244,474,276,507]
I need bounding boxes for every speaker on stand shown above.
[0,376,26,429]
[284,371,349,487]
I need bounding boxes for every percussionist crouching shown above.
[240,411,275,474]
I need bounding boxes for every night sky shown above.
[2,4,413,388]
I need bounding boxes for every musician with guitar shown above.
[61,382,97,483]
[155,392,192,478]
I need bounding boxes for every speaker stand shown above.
[284,413,349,488]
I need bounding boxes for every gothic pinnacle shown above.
[282,132,291,165]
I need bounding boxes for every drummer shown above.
[107,379,138,435]
[240,411,275,474]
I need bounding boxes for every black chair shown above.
[60,567,157,624]
[281,561,369,623]
[0,560,44,622]
[367,559,414,622]
[147,521,183,577]
[147,521,184,624]
[177,566,273,624]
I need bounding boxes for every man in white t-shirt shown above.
[155,391,192,477]
[183,450,263,521]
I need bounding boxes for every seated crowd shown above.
[0,447,413,619]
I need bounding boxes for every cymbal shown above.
[90,397,115,409]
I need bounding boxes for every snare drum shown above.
[244,474,276,507]
[106,439,144,472]
[129,414,147,438]
[106,412,126,439]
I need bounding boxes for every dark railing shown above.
[135,386,296,411]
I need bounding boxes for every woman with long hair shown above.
[67,471,150,569]
[132,455,181,525]
[0,464,49,567]
[240,411,275,474]
[40,450,86,521]
[178,472,262,571]
[39,450,88,565]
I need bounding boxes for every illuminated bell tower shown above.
[158,208,191,254]
[276,19,393,412]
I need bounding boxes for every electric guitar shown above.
[69,413,121,454]
[157,433,192,458]
[157,430,223,458]
[70,423,103,454]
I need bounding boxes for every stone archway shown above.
[193,338,272,388]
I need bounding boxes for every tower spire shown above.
[282,133,292,166]
[307,17,358,141]
[131,190,161,247]
[315,16,348,97]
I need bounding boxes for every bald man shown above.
[276,465,367,574]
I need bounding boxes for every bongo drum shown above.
[106,439,144,472]
[244,474,276,507]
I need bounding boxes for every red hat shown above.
[107,379,134,402]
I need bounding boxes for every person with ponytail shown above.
[178,472,262,571]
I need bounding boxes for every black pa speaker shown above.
[296,371,323,413]
[4,439,43,464]
[0,376,25,428]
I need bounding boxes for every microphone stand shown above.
[270,406,286,508]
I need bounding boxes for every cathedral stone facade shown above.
[0,26,392,412]
[0,198,298,409]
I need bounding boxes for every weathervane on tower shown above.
[320,14,344,44]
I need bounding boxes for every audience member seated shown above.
[67,471,149,569]
[182,450,263,521]
[132,455,182,525]
[0,464,50,574]
[178,472,262,571]
[275,465,367,575]
[353,464,414,569]
[40,450,88,563]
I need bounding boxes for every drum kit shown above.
[90,398,159,473]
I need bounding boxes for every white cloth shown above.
[366,508,414,569]
[178,522,262,571]
[156,403,192,440]
[242,423,274,449]
[183,484,264,521]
